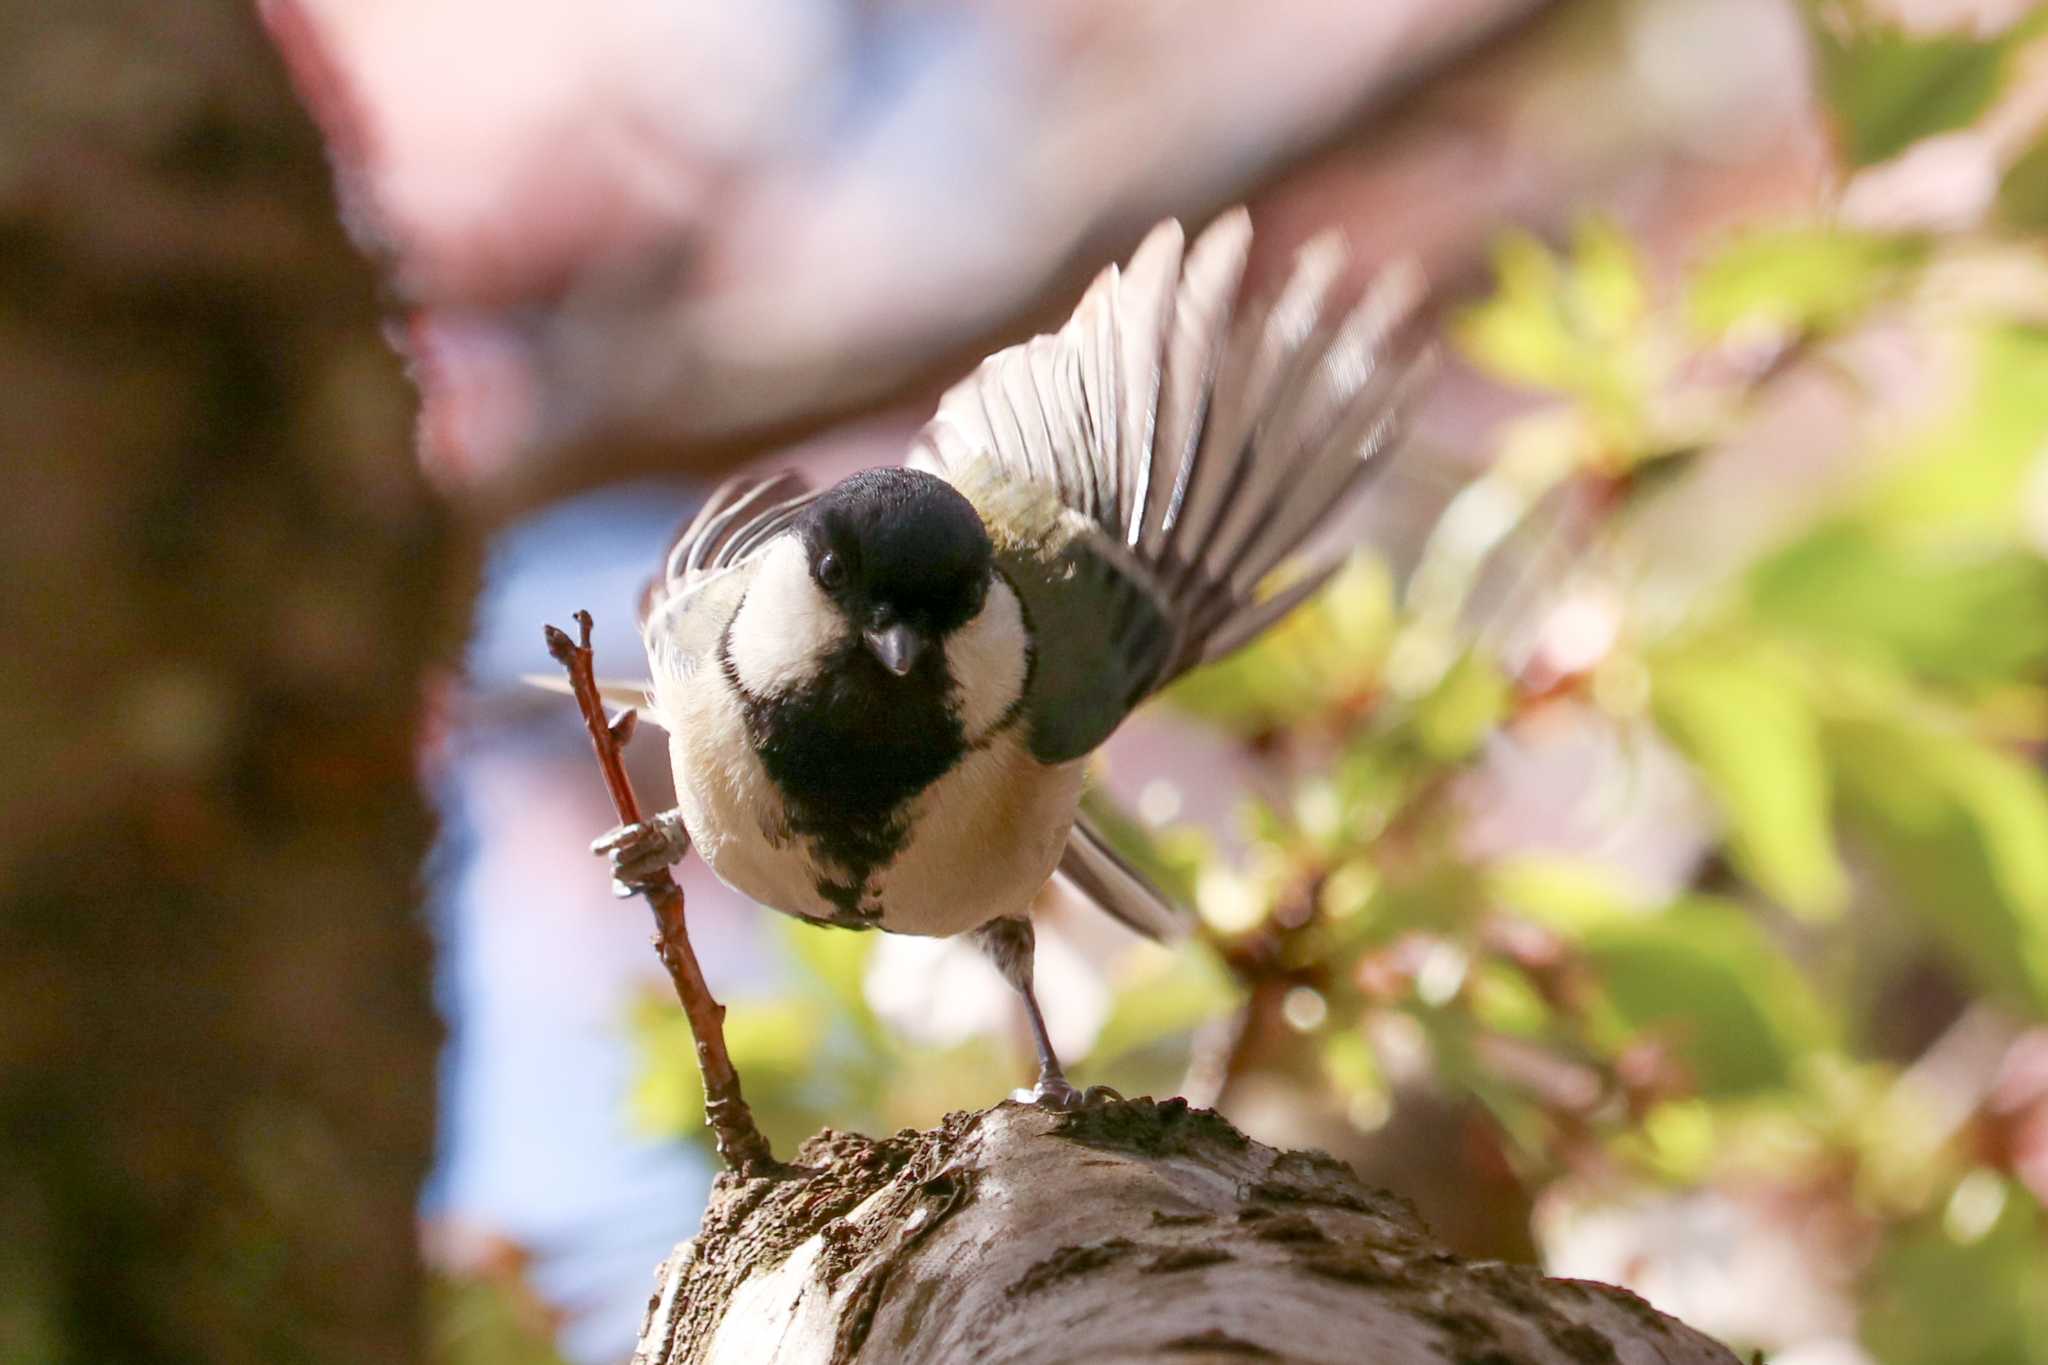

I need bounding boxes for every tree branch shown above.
[635,1098,1741,1364]
[544,610,776,1176]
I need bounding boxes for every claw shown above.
[591,809,691,891]
[1015,1078,1122,1111]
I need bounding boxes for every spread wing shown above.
[911,208,1430,766]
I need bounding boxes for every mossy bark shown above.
[635,1099,1739,1365]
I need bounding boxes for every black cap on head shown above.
[798,468,994,639]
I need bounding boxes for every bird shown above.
[589,208,1428,1107]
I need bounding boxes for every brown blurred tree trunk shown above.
[0,3,457,1362]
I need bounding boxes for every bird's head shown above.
[797,468,994,679]
[726,468,1028,737]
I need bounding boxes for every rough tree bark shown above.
[636,1099,1738,1365]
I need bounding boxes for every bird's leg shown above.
[591,808,692,897]
[972,916,1120,1110]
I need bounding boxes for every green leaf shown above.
[1857,323,2048,540]
[1086,942,1237,1069]
[428,1271,572,1365]
[1749,522,2048,682]
[1167,555,1394,732]
[1468,960,1551,1037]
[1863,1186,2048,1365]
[1998,131,2048,232]
[1580,897,1831,1095]
[778,914,879,1030]
[1411,649,1511,762]
[1813,19,2015,166]
[1319,1026,1386,1098]
[1829,716,2048,1008]
[630,994,836,1150]
[1653,644,1849,919]
[1458,231,1571,389]
[1489,857,1647,933]
[1687,226,1922,336]
[1453,220,1650,429]
[1572,216,1649,341]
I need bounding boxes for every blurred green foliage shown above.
[427,1267,569,1365]
[1813,17,2020,166]
[1866,1176,2048,1365]
[2001,132,2048,230]
[630,11,2048,1362]
[1688,226,1926,337]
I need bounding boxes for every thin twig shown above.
[544,610,777,1176]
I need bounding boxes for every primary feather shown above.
[912,209,1429,762]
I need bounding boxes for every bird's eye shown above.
[815,552,847,590]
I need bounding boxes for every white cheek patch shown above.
[945,576,1029,741]
[726,536,846,698]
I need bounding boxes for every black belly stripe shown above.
[718,617,966,920]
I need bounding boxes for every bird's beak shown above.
[863,623,924,677]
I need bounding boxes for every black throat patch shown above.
[720,622,965,922]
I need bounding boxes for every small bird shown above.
[593,209,1427,1106]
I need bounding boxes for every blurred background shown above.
[7,0,2048,1362]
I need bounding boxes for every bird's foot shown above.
[1014,1076,1123,1111]
[591,809,691,896]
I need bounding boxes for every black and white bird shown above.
[592,209,1427,1106]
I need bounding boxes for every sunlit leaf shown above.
[1813,19,2016,166]
[1636,1098,1717,1184]
[1468,960,1551,1037]
[628,997,706,1141]
[1453,220,1651,440]
[1167,555,1395,731]
[1581,898,1831,1095]
[1488,857,1647,933]
[428,1270,570,1365]
[1411,649,1511,762]
[1999,131,2048,232]
[1749,521,2048,682]
[630,994,836,1150]
[875,1036,1019,1130]
[1458,231,1571,389]
[1863,1186,2048,1365]
[1319,1025,1385,1099]
[1653,644,1849,919]
[778,914,880,1035]
[1857,323,2048,539]
[1688,226,1922,336]
[1572,217,1649,341]
[1829,716,2048,1008]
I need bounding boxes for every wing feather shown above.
[1141,209,1251,558]
[1113,220,1185,546]
[639,470,817,649]
[914,208,1430,768]
[1056,812,1187,943]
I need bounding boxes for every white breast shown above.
[652,550,1076,937]
[944,575,1029,740]
[866,736,1085,936]
[660,656,824,916]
